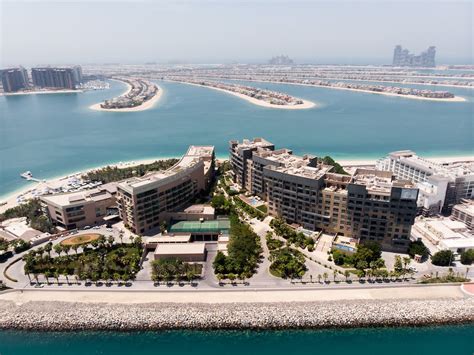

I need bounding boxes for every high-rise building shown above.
[1,67,29,92]
[229,138,418,252]
[376,151,474,215]
[117,146,215,235]
[72,65,83,85]
[31,67,77,89]
[392,45,436,67]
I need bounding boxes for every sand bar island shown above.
[168,78,316,109]
[90,78,162,112]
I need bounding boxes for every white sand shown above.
[89,81,163,112]
[0,284,467,305]
[176,81,316,109]
[227,79,467,102]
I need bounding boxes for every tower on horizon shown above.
[392,45,436,67]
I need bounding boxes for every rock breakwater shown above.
[0,298,473,331]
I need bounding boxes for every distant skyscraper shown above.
[72,66,83,85]
[268,55,294,65]
[392,45,436,67]
[31,67,77,89]
[1,67,29,92]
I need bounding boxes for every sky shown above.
[1,0,473,66]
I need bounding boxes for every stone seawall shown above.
[1,298,473,330]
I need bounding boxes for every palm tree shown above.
[333,270,337,282]
[53,271,59,285]
[317,274,322,284]
[465,267,470,279]
[238,273,246,285]
[33,273,39,285]
[309,274,313,283]
[44,271,51,285]
[72,244,79,255]
[119,230,124,244]
[107,235,114,247]
[344,270,350,282]
[44,242,53,257]
[53,244,62,257]
[64,245,71,256]
[402,256,411,271]
[323,272,328,283]
[228,273,236,285]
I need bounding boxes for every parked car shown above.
[83,226,91,230]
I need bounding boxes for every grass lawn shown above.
[60,233,101,246]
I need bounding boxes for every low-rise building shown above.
[452,199,474,231]
[154,243,207,262]
[41,185,117,229]
[412,217,474,254]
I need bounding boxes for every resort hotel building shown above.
[117,146,215,234]
[376,151,474,216]
[230,138,418,252]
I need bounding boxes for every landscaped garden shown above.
[23,236,143,284]
[151,258,202,284]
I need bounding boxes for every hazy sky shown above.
[1,0,472,66]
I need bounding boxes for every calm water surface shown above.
[0,326,473,355]
[0,79,472,196]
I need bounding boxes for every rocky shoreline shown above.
[1,298,473,331]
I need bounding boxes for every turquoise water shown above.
[0,79,472,197]
[0,326,473,354]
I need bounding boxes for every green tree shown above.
[432,250,454,266]
[460,250,474,265]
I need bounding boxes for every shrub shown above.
[431,250,454,266]
[460,249,474,265]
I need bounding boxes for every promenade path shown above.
[1,284,470,305]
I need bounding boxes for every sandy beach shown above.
[89,81,163,112]
[223,79,467,102]
[175,81,317,109]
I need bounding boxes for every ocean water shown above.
[0,79,472,197]
[0,326,473,355]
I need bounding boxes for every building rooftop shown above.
[41,187,114,208]
[230,137,273,150]
[386,150,474,179]
[118,145,214,192]
[453,199,474,216]
[154,243,206,256]
[146,234,192,244]
[352,168,414,193]
[182,204,215,215]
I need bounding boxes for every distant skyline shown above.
[1,0,473,67]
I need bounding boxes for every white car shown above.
[83,226,91,230]
[93,226,100,230]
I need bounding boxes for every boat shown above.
[20,171,33,179]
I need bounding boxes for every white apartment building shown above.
[376,150,474,215]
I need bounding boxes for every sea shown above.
[0,78,473,197]
[0,326,473,355]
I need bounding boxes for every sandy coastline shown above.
[222,79,467,102]
[0,286,472,330]
[1,154,473,214]
[175,81,317,109]
[89,81,163,112]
